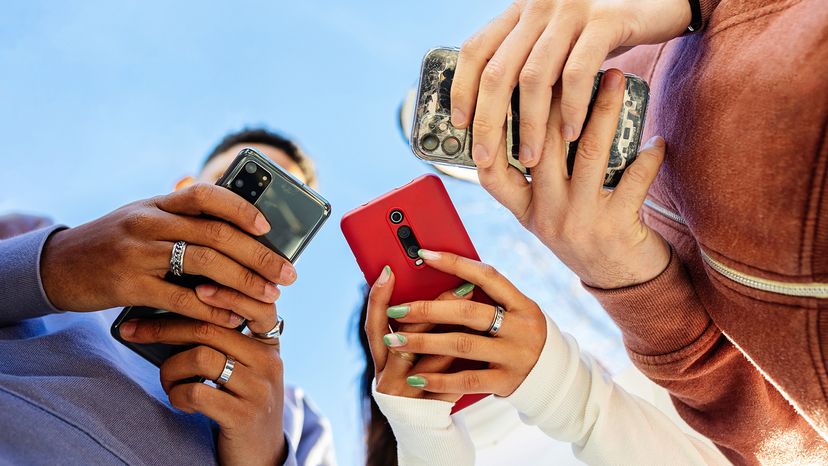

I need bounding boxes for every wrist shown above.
[39,228,75,311]
[580,233,671,290]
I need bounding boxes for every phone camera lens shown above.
[251,191,257,197]
[397,225,411,239]
[244,162,258,174]
[234,179,244,188]
[442,136,461,155]
[420,134,440,152]
[406,245,419,258]
[389,210,404,224]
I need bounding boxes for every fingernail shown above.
[195,284,217,298]
[451,107,466,127]
[119,321,136,338]
[518,144,534,165]
[387,305,410,319]
[417,249,441,260]
[407,375,427,388]
[376,265,391,286]
[642,135,665,150]
[264,282,280,301]
[230,313,245,326]
[254,213,271,235]
[562,124,575,142]
[602,70,623,90]
[453,282,475,297]
[472,144,490,165]
[383,333,407,347]
[280,263,296,283]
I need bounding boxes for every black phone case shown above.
[110,148,331,367]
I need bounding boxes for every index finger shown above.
[415,250,529,309]
[154,183,271,237]
[119,317,264,367]
[451,1,524,128]
[366,265,394,374]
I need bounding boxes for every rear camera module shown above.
[397,225,411,239]
[420,134,440,152]
[234,179,244,188]
[389,209,404,224]
[245,162,258,174]
[442,136,461,155]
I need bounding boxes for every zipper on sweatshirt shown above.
[644,199,828,299]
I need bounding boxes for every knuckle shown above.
[122,210,154,235]
[169,287,194,310]
[264,353,284,376]
[455,335,474,355]
[576,136,603,161]
[562,61,588,87]
[623,164,649,185]
[185,383,206,408]
[462,372,482,391]
[240,268,260,291]
[480,59,508,90]
[419,301,433,323]
[472,116,496,136]
[460,33,484,59]
[479,263,501,282]
[255,246,278,272]
[459,301,478,322]
[194,247,218,269]
[193,346,216,372]
[193,320,217,341]
[207,221,234,245]
[519,64,545,88]
[189,183,214,206]
[593,93,618,113]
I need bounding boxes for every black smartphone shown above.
[410,47,650,188]
[111,147,331,366]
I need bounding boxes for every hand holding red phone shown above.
[118,317,287,466]
[381,250,547,397]
[365,265,476,402]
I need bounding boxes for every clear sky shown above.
[0,2,626,464]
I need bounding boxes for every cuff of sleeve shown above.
[372,381,474,465]
[0,225,66,324]
[684,0,720,33]
[583,248,711,357]
[502,315,584,427]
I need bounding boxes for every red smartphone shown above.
[341,173,491,412]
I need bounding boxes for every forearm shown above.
[0,225,66,325]
[372,386,474,466]
[505,316,729,465]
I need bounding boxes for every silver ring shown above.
[170,240,187,277]
[252,315,285,340]
[215,355,236,386]
[487,305,505,336]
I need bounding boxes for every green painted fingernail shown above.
[383,333,407,347]
[453,282,475,297]
[387,305,410,319]
[407,375,427,388]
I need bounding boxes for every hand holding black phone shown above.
[111,148,331,366]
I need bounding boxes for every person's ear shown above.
[174,176,196,192]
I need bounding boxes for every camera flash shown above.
[415,259,424,266]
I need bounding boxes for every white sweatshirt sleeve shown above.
[372,385,475,466]
[504,314,730,466]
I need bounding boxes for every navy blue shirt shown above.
[0,225,335,465]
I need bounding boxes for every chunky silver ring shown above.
[215,355,236,386]
[487,305,506,336]
[252,315,285,340]
[170,240,187,277]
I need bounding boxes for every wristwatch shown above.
[687,0,703,32]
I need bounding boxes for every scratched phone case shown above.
[341,173,492,412]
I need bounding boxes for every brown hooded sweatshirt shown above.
[587,0,828,464]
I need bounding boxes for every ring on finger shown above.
[487,305,506,337]
[252,315,285,342]
[214,355,236,386]
[388,348,418,364]
[169,240,187,277]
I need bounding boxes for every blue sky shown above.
[0,2,626,464]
